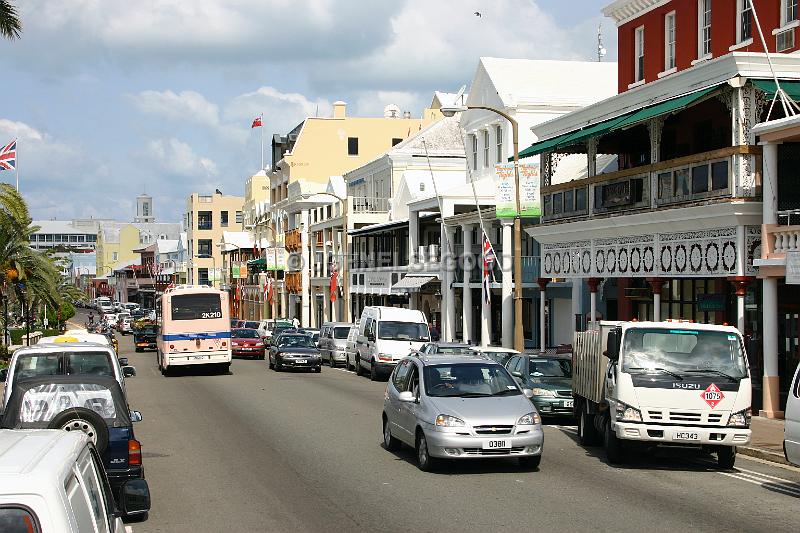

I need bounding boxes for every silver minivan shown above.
[382,354,544,471]
[318,322,353,368]
[785,363,800,466]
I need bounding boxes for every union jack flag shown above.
[482,231,495,305]
[0,139,16,171]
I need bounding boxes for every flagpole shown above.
[260,113,264,170]
[15,138,19,191]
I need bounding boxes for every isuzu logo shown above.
[672,382,701,390]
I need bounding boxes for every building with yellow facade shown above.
[96,222,182,279]
[185,191,245,286]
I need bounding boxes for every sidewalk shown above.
[740,416,788,464]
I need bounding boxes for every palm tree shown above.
[0,1,20,40]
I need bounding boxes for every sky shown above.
[0,0,617,223]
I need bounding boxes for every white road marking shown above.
[737,453,800,472]
[551,425,578,434]
[719,469,800,497]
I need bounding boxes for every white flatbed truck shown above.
[572,321,752,469]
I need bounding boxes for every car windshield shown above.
[171,293,222,321]
[622,328,748,379]
[424,363,520,397]
[378,321,430,342]
[244,322,259,329]
[15,351,113,380]
[140,325,158,334]
[435,346,473,354]
[528,358,572,378]
[334,327,350,339]
[279,335,314,348]
[232,329,259,339]
[479,351,515,366]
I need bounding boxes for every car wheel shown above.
[717,446,736,470]
[329,356,336,368]
[579,410,601,447]
[268,357,274,370]
[604,418,625,465]
[383,417,401,451]
[314,366,322,373]
[275,357,283,372]
[518,455,541,470]
[369,359,379,381]
[416,431,438,472]
[48,407,110,454]
[355,355,364,376]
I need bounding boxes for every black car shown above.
[1,375,150,515]
[133,323,158,352]
[268,333,321,372]
[505,355,574,417]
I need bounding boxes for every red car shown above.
[231,328,266,359]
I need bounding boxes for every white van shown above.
[785,363,800,466]
[0,429,150,532]
[355,306,430,381]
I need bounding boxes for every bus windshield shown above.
[170,294,222,321]
[622,328,748,379]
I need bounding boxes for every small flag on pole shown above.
[0,139,16,171]
[330,262,338,302]
[482,231,495,306]
[251,116,262,128]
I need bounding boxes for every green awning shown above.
[751,79,800,102]
[518,84,722,160]
[247,258,266,266]
[612,86,718,130]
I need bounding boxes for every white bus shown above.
[156,285,231,376]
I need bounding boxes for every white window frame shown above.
[781,0,799,26]
[482,129,490,168]
[496,125,503,163]
[634,26,645,82]
[470,134,478,170]
[736,0,753,44]
[664,11,676,71]
[697,0,712,59]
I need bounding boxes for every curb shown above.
[738,445,790,465]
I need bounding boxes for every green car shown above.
[505,355,574,417]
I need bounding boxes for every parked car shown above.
[505,355,574,418]
[116,312,132,335]
[297,328,320,346]
[133,323,158,352]
[1,342,136,409]
[112,301,124,313]
[268,333,321,372]
[102,313,119,329]
[345,321,360,371]
[256,318,293,340]
[1,375,148,514]
[0,429,150,531]
[123,302,140,312]
[238,320,261,331]
[416,342,474,355]
[785,362,800,466]
[382,354,543,471]
[231,328,266,359]
[469,346,520,367]
[318,322,353,367]
[356,306,430,381]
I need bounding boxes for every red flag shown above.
[329,263,338,302]
[267,277,274,303]
[251,116,262,128]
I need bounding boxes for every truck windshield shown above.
[378,321,430,342]
[622,328,747,379]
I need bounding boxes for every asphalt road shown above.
[96,313,799,533]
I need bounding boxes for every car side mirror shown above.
[118,357,128,366]
[119,479,150,516]
[511,370,522,378]
[397,391,415,403]
[130,410,143,423]
[0,368,7,381]
[122,366,137,378]
[522,388,534,399]
[605,327,622,362]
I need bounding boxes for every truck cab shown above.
[573,321,751,469]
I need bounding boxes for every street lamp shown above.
[440,102,525,352]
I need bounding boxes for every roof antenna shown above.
[597,24,607,62]
[750,0,799,119]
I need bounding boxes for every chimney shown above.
[403,111,412,119]
[333,101,347,119]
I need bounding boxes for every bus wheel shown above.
[220,363,231,375]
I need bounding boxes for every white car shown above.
[102,313,118,328]
[355,306,430,381]
[0,429,150,532]
[345,322,360,371]
[785,363,800,466]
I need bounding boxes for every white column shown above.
[571,278,583,334]
[653,292,661,322]
[409,210,420,264]
[539,282,547,353]
[763,142,779,225]
[590,292,597,328]
[762,277,780,416]
[300,209,310,328]
[443,226,456,342]
[737,293,746,334]
[501,220,513,348]
[461,223,474,344]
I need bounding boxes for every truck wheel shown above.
[355,355,364,376]
[369,359,379,381]
[579,410,601,446]
[604,419,625,464]
[717,446,736,470]
[220,363,231,374]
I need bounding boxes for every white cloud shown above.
[225,86,332,133]
[128,90,220,126]
[351,91,427,118]
[147,138,218,177]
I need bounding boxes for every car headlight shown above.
[530,388,556,397]
[615,400,642,422]
[727,408,751,428]
[517,412,541,426]
[435,414,465,427]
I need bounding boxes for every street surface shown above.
[92,311,800,533]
